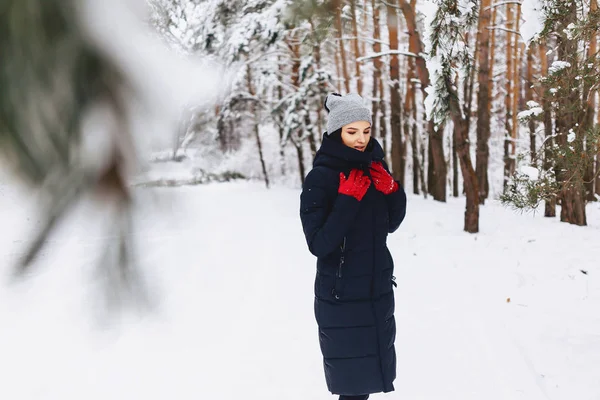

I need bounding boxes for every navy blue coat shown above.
[300,135,407,396]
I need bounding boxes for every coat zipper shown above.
[337,237,346,278]
[333,237,346,299]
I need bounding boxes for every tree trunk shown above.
[419,116,427,197]
[277,57,286,175]
[350,0,363,95]
[246,65,270,189]
[475,0,492,204]
[362,0,368,57]
[412,93,420,195]
[371,0,382,137]
[511,4,522,170]
[464,31,477,136]
[386,0,405,185]
[334,46,342,93]
[539,41,556,217]
[503,3,515,191]
[310,19,325,145]
[398,0,446,201]
[596,141,600,198]
[452,127,459,197]
[290,40,317,160]
[596,15,600,198]
[487,4,497,125]
[405,57,419,194]
[584,0,598,200]
[525,44,536,166]
[333,0,351,93]
[555,4,586,225]
[379,77,388,160]
[447,78,480,232]
[295,141,306,185]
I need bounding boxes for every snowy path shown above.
[1,181,599,400]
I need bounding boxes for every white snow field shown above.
[1,180,599,400]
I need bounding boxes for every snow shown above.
[567,130,576,143]
[521,0,544,44]
[518,107,544,120]
[1,177,600,400]
[520,165,541,181]
[549,61,572,75]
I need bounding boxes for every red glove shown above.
[370,162,399,195]
[339,169,371,201]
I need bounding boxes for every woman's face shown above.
[341,120,371,152]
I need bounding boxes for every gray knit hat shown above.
[324,93,372,134]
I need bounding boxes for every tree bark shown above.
[398,0,446,201]
[405,57,419,194]
[525,44,536,166]
[476,0,492,203]
[511,3,522,169]
[447,78,480,233]
[503,3,515,191]
[386,0,405,185]
[555,4,586,225]
[371,0,383,138]
[412,92,420,195]
[419,114,427,197]
[539,41,556,217]
[310,19,325,147]
[277,56,286,175]
[464,32,477,136]
[333,0,351,93]
[290,39,317,159]
[246,65,270,189]
[584,0,598,200]
[295,140,306,185]
[597,14,600,197]
[452,126,459,197]
[334,45,342,93]
[350,0,363,95]
[487,4,497,124]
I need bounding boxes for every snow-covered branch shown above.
[487,25,523,37]
[357,50,418,62]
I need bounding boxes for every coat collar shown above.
[313,134,385,171]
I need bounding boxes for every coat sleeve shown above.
[300,168,361,258]
[386,184,407,233]
[379,160,407,233]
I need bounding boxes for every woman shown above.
[300,93,407,400]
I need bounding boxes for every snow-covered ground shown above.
[1,179,599,400]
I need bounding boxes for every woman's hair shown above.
[327,128,343,143]
[327,127,374,152]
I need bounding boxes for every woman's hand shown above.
[338,169,371,201]
[370,162,399,195]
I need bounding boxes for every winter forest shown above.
[146,0,600,233]
[1,0,600,399]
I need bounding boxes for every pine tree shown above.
[501,0,600,225]
[427,0,480,233]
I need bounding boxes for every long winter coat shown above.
[300,135,407,396]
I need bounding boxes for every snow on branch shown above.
[357,50,419,62]
[487,25,523,37]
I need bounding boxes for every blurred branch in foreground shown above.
[0,0,228,310]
